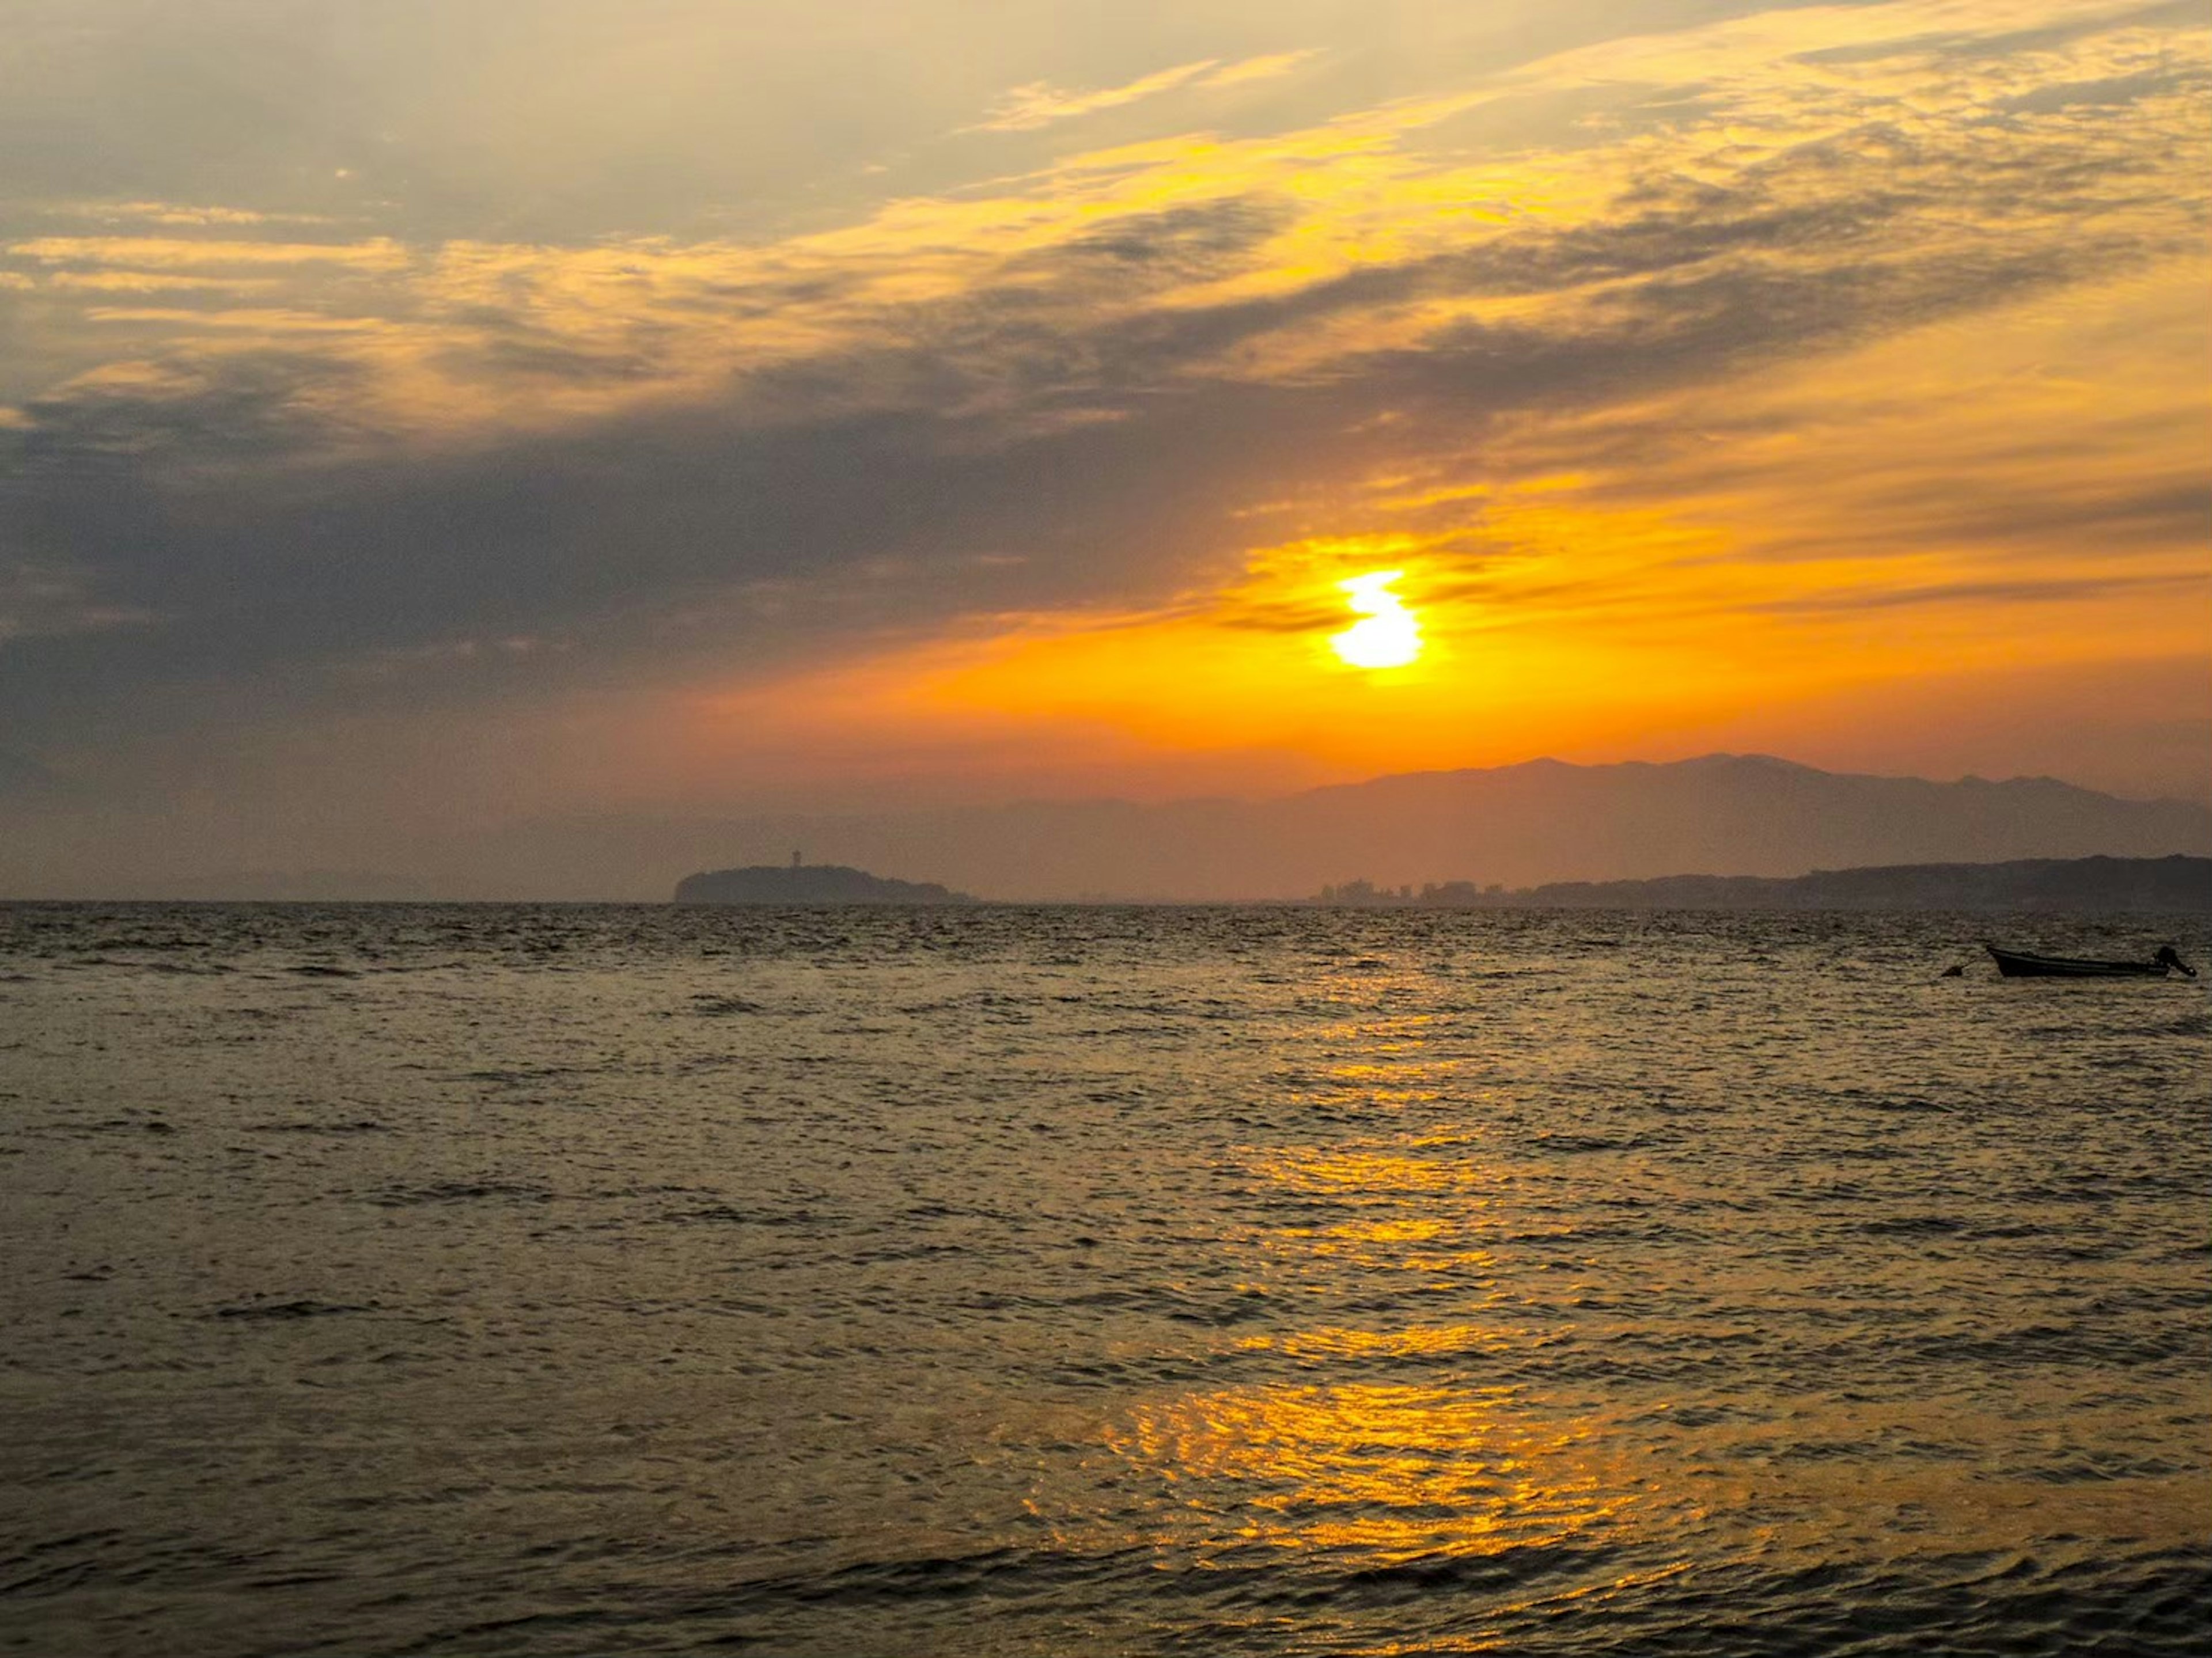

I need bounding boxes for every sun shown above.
[1330,570,1423,670]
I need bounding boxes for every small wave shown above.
[657,1202,758,1226]
[691,995,768,1016]
[210,1298,372,1321]
[1530,1132,1642,1154]
[453,1064,595,1085]
[724,1542,1105,1612]
[2014,1449,2187,1484]
[365,1180,553,1207]
[1857,1215,1965,1237]
[247,1119,392,1135]
[70,1116,178,1136]
[1328,1537,1623,1600]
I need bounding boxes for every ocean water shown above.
[2,902,2207,1658]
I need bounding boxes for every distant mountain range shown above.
[649,754,2212,901]
[43,754,2207,902]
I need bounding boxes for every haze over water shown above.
[3,902,2208,1656]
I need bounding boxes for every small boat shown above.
[1985,943,2196,979]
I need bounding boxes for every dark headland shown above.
[1319,855,2212,912]
[673,864,976,905]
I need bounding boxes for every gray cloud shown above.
[1790,2,2204,69]
[1751,568,2209,615]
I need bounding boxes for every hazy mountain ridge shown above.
[20,756,2209,901]
[650,754,2212,901]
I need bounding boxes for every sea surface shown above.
[2,903,2207,1657]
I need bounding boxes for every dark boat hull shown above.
[1986,946,2176,978]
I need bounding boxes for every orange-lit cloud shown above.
[968,56,1247,132]
[967,54,1294,133]
[9,236,410,270]
[10,0,2200,457]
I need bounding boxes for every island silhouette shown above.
[673,859,975,905]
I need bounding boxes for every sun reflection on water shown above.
[1106,1382,1634,1566]
[1038,951,1672,1603]
[1078,977,1651,1581]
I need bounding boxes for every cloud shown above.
[65,200,340,228]
[9,236,411,270]
[46,271,285,294]
[965,49,1317,133]
[1198,50,1321,91]
[15,2,2191,484]
[1750,569,2209,615]
[0,561,156,644]
[7,0,2199,468]
[968,59,1228,133]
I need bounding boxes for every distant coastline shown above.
[662,854,2212,911]
[18,753,2209,902]
[1311,855,2212,913]
[624,753,2211,907]
[672,863,976,905]
[25,853,2204,912]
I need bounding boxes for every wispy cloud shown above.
[965,48,1319,132]
[9,236,411,270]
[968,58,1225,132]
[0,563,156,644]
[64,201,340,228]
[45,271,285,294]
[82,306,391,333]
[1199,50,1321,91]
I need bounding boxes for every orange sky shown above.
[683,246,2207,803]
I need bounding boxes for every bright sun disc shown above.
[1330,570,1422,669]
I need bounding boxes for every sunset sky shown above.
[2,0,2207,891]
